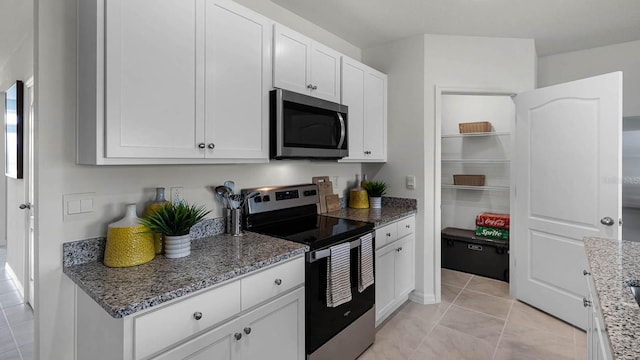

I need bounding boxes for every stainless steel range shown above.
[242,184,375,360]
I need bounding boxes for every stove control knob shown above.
[274,278,282,286]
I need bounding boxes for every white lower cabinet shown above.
[375,216,415,326]
[154,287,304,360]
[75,256,304,360]
[583,269,612,360]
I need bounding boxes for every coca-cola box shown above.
[476,212,510,230]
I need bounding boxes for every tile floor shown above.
[0,247,34,360]
[359,268,587,360]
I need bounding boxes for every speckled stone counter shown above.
[325,197,417,227]
[584,237,640,359]
[64,232,307,319]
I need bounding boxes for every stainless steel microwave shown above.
[270,88,348,159]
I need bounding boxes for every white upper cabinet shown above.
[77,0,271,164]
[340,57,387,162]
[204,0,272,160]
[104,0,202,159]
[273,24,341,102]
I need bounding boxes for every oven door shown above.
[305,234,375,354]
[271,88,348,159]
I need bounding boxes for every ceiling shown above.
[0,0,32,75]
[271,0,640,56]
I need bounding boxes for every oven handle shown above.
[306,233,374,263]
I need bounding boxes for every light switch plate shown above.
[63,192,95,221]
[406,175,416,189]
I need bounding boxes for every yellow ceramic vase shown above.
[349,189,369,209]
[104,204,155,268]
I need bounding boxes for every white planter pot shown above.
[369,197,382,209]
[164,234,191,259]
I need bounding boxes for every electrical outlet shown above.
[170,187,183,203]
[332,176,339,190]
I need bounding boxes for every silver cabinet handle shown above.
[583,298,592,307]
[207,143,215,149]
[583,270,591,276]
[386,233,391,237]
[274,278,282,286]
[19,203,31,210]
[234,333,242,340]
[198,143,206,149]
[307,84,314,89]
[406,225,411,229]
[193,312,202,320]
[396,247,403,252]
[600,217,615,226]
[244,327,252,335]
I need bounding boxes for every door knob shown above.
[600,217,615,226]
[19,203,31,210]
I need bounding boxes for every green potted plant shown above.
[140,202,211,258]
[363,181,387,209]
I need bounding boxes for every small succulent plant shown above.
[363,181,387,197]
[139,202,210,236]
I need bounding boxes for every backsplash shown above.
[63,217,226,267]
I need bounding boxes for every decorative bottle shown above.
[104,204,155,267]
[348,174,369,209]
[144,187,170,254]
[361,174,369,188]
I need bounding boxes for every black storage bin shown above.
[441,227,509,282]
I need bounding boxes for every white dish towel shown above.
[358,233,374,292]
[326,242,352,307]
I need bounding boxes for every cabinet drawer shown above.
[397,216,415,239]
[134,280,241,360]
[241,256,304,310]
[375,222,397,250]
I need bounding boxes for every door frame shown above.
[23,76,34,309]
[434,86,518,302]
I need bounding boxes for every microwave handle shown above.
[337,113,346,149]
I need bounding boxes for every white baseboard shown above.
[409,291,436,305]
[4,263,24,299]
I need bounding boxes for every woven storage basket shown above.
[459,121,492,133]
[453,175,485,186]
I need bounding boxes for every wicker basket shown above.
[459,121,492,134]
[453,175,485,186]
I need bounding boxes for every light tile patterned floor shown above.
[359,268,587,360]
[0,247,34,360]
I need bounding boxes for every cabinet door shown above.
[363,69,387,161]
[340,57,366,160]
[204,0,271,160]
[239,287,305,360]
[273,25,310,95]
[310,42,341,102]
[375,243,397,322]
[394,235,415,299]
[104,0,204,158]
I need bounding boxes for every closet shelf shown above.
[441,159,510,164]
[441,184,510,191]
[441,131,510,138]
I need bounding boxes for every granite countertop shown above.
[325,197,417,227]
[583,237,640,360]
[64,232,308,319]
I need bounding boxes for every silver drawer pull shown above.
[234,332,242,340]
[244,327,252,335]
[583,269,591,276]
[386,233,391,237]
[406,224,411,228]
[583,298,592,307]
[274,278,282,286]
[193,312,203,320]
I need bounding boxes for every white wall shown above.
[363,34,535,304]
[0,26,34,291]
[538,40,640,117]
[35,1,361,359]
[362,35,426,299]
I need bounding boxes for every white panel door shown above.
[273,25,310,95]
[105,0,203,158]
[364,69,387,161]
[513,72,622,328]
[310,42,341,102]
[375,243,397,321]
[205,0,271,159]
[394,235,415,300]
